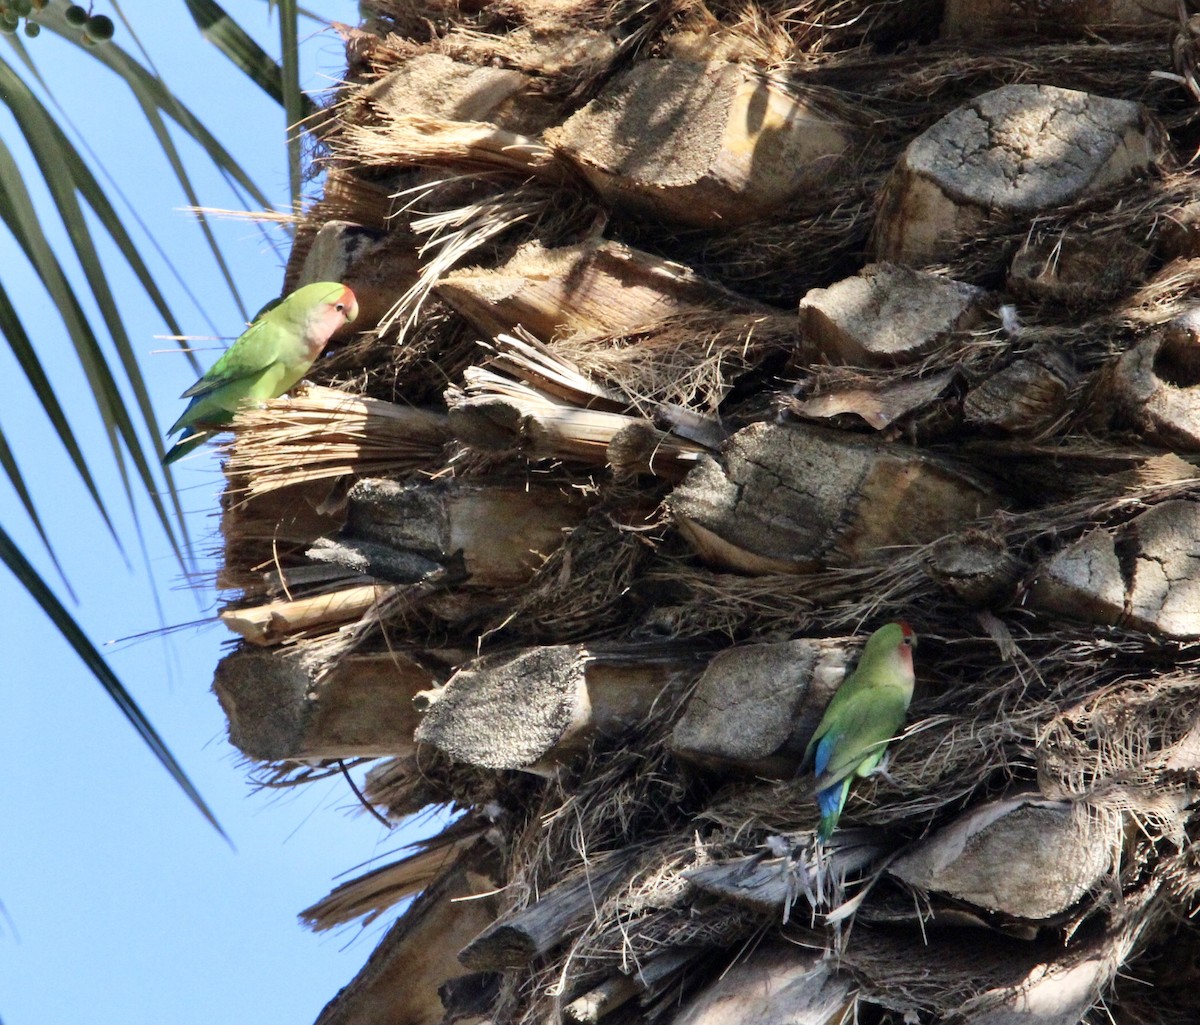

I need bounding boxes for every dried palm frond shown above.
[224,385,450,498]
[1039,673,1200,847]
[552,311,792,416]
[484,328,732,446]
[220,581,398,647]
[447,366,708,476]
[625,177,878,307]
[342,108,561,179]
[373,175,594,344]
[302,812,495,930]
[483,329,628,410]
[476,505,657,644]
[311,297,476,407]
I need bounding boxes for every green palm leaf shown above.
[0,273,121,552]
[185,0,316,117]
[0,67,185,552]
[277,0,305,206]
[0,523,227,839]
[0,426,76,602]
[0,0,317,832]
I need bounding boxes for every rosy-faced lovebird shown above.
[801,622,916,842]
[162,282,358,464]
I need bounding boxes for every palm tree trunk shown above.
[214,3,1200,1023]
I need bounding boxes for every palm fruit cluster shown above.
[0,0,40,36]
[64,4,114,43]
[0,0,112,39]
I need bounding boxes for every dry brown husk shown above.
[210,3,1200,1023]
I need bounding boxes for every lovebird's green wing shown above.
[802,674,860,767]
[168,320,280,436]
[169,316,306,435]
[807,686,907,841]
[179,317,286,400]
[808,685,910,793]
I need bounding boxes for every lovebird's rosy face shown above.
[896,620,916,672]
[331,285,358,325]
[303,285,359,356]
[861,621,917,676]
[315,284,358,327]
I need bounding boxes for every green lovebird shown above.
[162,281,359,465]
[801,622,917,843]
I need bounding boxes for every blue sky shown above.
[0,4,437,1022]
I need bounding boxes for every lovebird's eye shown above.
[335,303,345,312]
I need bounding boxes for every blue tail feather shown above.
[162,429,208,466]
[816,779,851,843]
